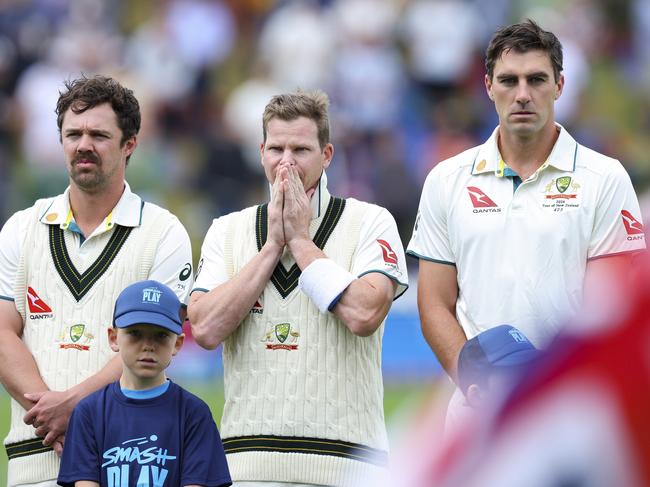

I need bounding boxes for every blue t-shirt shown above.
[57,381,231,487]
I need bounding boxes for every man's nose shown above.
[76,133,94,153]
[515,81,531,105]
[281,149,296,165]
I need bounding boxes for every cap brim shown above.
[114,310,182,334]
[493,348,541,367]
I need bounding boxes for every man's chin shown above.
[70,173,103,192]
[508,123,541,137]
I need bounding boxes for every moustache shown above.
[73,152,100,164]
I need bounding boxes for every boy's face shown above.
[108,324,184,389]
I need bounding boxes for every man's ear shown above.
[123,136,137,158]
[485,74,494,101]
[322,143,334,169]
[108,327,119,353]
[554,73,565,100]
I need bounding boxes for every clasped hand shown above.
[267,163,315,250]
[23,390,73,456]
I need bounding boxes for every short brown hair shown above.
[56,75,141,146]
[262,90,330,149]
[485,19,563,81]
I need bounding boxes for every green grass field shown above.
[0,381,430,484]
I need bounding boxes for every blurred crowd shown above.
[1,0,650,256]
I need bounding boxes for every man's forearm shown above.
[331,273,395,337]
[189,241,283,349]
[420,306,467,383]
[0,330,49,410]
[68,354,122,403]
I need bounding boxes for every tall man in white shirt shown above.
[407,19,645,425]
[0,75,193,486]
[189,90,408,487]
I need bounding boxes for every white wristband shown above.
[299,258,355,313]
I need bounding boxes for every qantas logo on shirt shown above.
[251,299,263,314]
[27,287,53,319]
[467,187,501,213]
[621,210,644,240]
[377,239,398,265]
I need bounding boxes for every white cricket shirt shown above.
[0,182,193,303]
[194,172,408,298]
[407,124,645,346]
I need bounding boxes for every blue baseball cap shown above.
[113,280,183,334]
[458,325,541,394]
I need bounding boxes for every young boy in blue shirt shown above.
[58,280,231,487]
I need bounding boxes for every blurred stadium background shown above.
[1,0,649,483]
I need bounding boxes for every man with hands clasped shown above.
[0,75,193,486]
[189,91,408,487]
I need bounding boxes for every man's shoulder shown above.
[19,196,59,221]
[2,196,58,235]
[427,145,482,180]
[342,197,391,219]
[207,204,261,228]
[139,200,191,235]
[574,144,627,176]
[140,200,175,219]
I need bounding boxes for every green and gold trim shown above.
[6,438,53,460]
[255,197,346,298]
[222,434,388,466]
[49,224,133,302]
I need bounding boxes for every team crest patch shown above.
[275,323,290,343]
[262,323,300,350]
[542,177,581,212]
[59,324,94,351]
[556,176,571,193]
[70,324,85,342]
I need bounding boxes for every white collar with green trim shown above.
[472,123,579,176]
[39,181,144,231]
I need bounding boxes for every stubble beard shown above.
[69,153,107,193]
